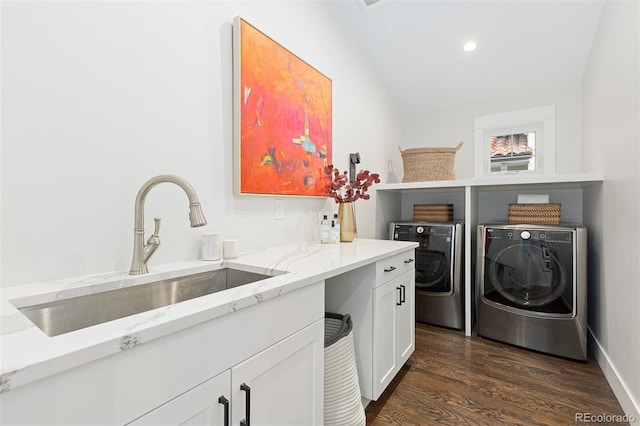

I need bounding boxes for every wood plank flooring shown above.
[365,323,625,426]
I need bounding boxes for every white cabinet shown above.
[231,320,323,426]
[1,281,325,426]
[130,371,231,426]
[372,270,414,399]
[374,250,415,283]
[131,320,323,426]
[325,248,415,402]
[396,273,415,365]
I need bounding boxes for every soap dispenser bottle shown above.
[333,213,340,243]
[321,214,330,243]
[330,219,340,244]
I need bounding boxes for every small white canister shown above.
[202,233,222,261]
[223,239,240,259]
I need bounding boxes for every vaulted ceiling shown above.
[334,0,605,114]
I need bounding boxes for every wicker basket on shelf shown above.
[508,203,561,225]
[399,141,463,182]
[414,204,454,222]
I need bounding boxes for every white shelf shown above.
[377,172,604,192]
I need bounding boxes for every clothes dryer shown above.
[477,224,587,360]
[390,222,464,329]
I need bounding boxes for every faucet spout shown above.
[189,203,207,228]
[129,175,207,275]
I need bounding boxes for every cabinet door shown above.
[372,277,399,400]
[396,270,415,366]
[129,370,231,426]
[231,319,324,426]
[372,270,415,400]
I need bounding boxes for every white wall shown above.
[581,0,640,418]
[399,83,583,179]
[0,0,403,287]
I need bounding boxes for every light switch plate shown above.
[274,199,284,220]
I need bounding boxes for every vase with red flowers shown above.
[324,165,381,242]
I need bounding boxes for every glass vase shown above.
[338,202,357,242]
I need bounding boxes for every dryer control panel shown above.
[487,227,573,244]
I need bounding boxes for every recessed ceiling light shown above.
[464,41,477,52]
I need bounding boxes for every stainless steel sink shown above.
[17,267,282,337]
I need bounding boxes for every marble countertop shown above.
[0,239,417,393]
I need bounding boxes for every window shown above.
[474,105,556,177]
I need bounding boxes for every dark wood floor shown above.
[365,323,625,426]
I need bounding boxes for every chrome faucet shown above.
[129,175,207,275]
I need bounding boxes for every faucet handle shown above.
[143,217,161,263]
[147,217,161,246]
[152,217,161,237]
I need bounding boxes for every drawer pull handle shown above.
[384,266,397,272]
[218,395,229,426]
[240,383,251,426]
[404,258,414,264]
[396,287,402,305]
[400,284,406,303]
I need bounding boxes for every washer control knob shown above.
[520,230,531,240]
[416,226,424,234]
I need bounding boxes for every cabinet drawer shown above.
[375,250,415,287]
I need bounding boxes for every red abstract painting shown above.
[234,17,332,196]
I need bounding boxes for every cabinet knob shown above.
[384,266,397,272]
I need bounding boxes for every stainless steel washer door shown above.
[415,250,448,292]
[488,243,566,307]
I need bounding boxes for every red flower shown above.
[324,164,381,203]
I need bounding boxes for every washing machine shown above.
[477,224,587,360]
[390,221,464,329]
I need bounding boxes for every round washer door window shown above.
[415,250,448,291]
[488,243,566,307]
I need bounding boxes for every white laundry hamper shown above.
[324,312,366,426]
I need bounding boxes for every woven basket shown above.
[399,141,463,182]
[324,313,366,426]
[414,204,454,222]
[508,203,561,225]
